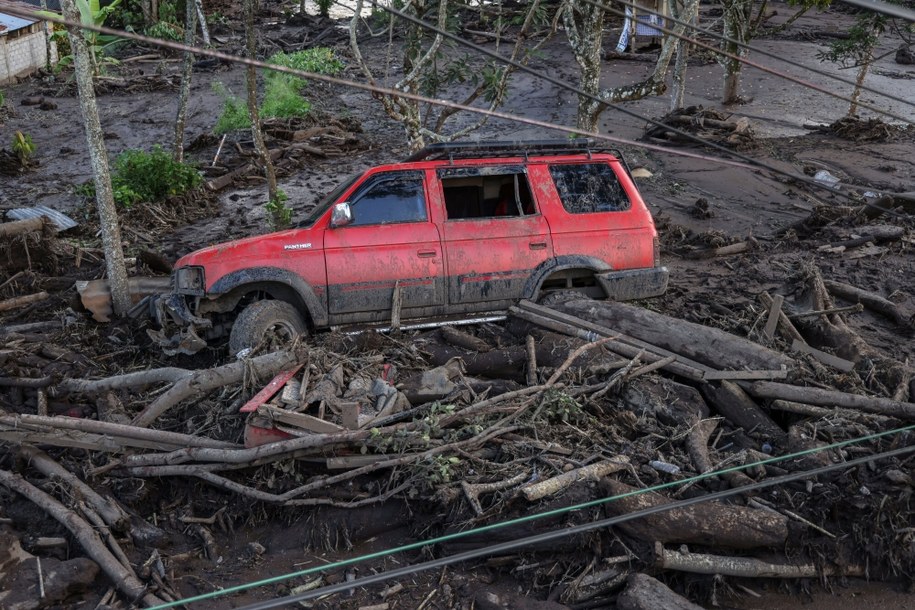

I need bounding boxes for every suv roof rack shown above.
[404,138,623,163]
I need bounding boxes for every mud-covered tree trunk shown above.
[244,0,278,202]
[563,0,606,131]
[670,0,699,111]
[173,0,198,162]
[720,0,753,104]
[60,0,130,317]
[847,35,877,116]
[195,0,211,46]
[564,0,699,132]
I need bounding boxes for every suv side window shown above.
[549,163,631,214]
[348,171,427,226]
[439,167,535,220]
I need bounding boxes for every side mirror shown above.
[330,202,353,227]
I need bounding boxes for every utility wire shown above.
[147,424,914,609]
[4,4,906,217]
[236,443,915,610]
[587,0,915,116]
[343,0,909,214]
[838,0,915,21]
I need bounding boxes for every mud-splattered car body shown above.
[151,139,668,355]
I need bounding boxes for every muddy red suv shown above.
[151,140,668,355]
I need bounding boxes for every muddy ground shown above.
[1,2,915,609]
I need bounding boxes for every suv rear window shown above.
[549,162,631,214]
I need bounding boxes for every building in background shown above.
[0,0,58,85]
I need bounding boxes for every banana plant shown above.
[42,0,124,75]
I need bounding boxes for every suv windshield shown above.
[297,173,360,228]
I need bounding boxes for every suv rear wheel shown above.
[229,300,307,355]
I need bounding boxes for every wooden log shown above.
[654,542,865,578]
[683,241,752,260]
[525,335,537,385]
[758,292,806,345]
[521,457,629,502]
[131,348,301,427]
[440,325,491,352]
[510,306,707,381]
[538,299,795,373]
[0,292,49,312]
[824,279,913,327]
[701,381,787,443]
[258,404,345,434]
[18,445,129,531]
[769,399,893,423]
[0,469,164,607]
[746,381,915,420]
[790,339,855,372]
[600,479,789,549]
[616,573,703,610]
[685,417,753,488]
[762,294,783,340]
[0,216,46,237]
[0,413,238,449]
[57,367,191,394]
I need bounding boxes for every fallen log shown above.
[521,457,629,502]
[0,469,164,607]
[758,291,806,345]
[543,299,796,373]
[57,366,192,394]
[616,573,703,610]
[131,348,302,427]
[19,445,129,531]
[600,479,790,549]
[654,542,866,578]
[0,292,49,312]
[824,279,913,327]
[439,325,492,352]
[701,380,787,444]
[685,417,754,488]
[746,381,915,420]
[0,216,46,237]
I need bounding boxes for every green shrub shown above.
[266,190,292,230]
[0,90,5,108]
[144,20,183,41]
[267,48,344,76]
[212,82,250,135]
[80,145,202,208]
[12,131,36,163]
[261,74,312,119]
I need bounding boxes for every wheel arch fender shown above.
[207,267,328,328]
[522,255,612,301]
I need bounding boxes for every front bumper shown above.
[147,292,213,356]
[596,266,669,301]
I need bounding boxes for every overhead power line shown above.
[234,443,915,610]
[588,0,915,116]
[837,0,915,21]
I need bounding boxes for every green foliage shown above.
[818,15,887,66]
[261,75,312,119]
[12,131,36,163]
[266,48,344,76]
[80,145,202,208]
[212,82,251,134]
[266,190,292,229]
[0,90,5,108]
[44,0,125,74]
[538,389,584,424]
[315,0,333,18]
[206,11,227,27]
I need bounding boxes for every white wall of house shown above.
[1,23,58,84]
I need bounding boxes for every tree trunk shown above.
[848,46,874,116]
[60,0,131,317]
[720,0,753,104]
[174,0,198,162]
[563,0,607,132]
[195,0,211,46]
[244,0,278,202]
[670,0,699,111]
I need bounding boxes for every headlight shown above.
[174,266,205,295]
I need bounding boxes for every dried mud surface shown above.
[1,5,914,610]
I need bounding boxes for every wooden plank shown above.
[340,401,361,430]
[257,404,345,433]
[240,365,304,413]
[391,280,402,331]
[790,340,855,372]
[762,294,783,340]
[703,369,788,381]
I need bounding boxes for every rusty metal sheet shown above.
[6,206,79,232]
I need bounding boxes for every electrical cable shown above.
[837,0,915,21]
[6,3,910,218]
[338,0,910,215]
[235,443,915,609]
[146,424,914,609]
[584,0,915,117]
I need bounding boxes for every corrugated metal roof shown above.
[5,206,79,232]
[0,0,41,33]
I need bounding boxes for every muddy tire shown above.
[228,300,307,355]
[538,290,593,308]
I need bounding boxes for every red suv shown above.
[151,140,668,355]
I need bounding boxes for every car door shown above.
[435,166,554,312]
[324,170,445,324]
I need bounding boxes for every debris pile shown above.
[644,106,756,149]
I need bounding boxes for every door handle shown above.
[529,242,547,251]
[417,250,437,258]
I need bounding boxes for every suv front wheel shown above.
[228,300,307,355]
